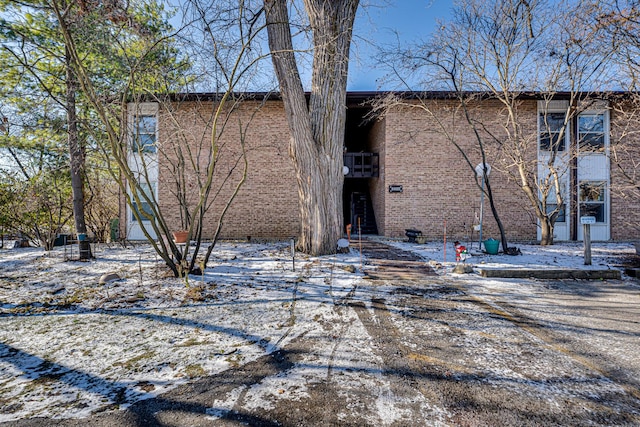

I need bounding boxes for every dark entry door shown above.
[350,192,377,234]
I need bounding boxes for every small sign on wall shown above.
[388,185,403,193]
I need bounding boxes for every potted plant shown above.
[483,238,500,255]
[172,230,189,244]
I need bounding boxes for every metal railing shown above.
[343,152,379,178]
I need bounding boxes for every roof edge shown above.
[131,90,638,104]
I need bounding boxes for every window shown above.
[132,115,157,153]
[539,112,566,151]
[579,181,606,222]
[131,183,155,222]
[578,114,605,152]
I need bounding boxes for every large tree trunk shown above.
[66,48,92,259]
[265,0,358,255]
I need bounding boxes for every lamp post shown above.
[475,162,491,251]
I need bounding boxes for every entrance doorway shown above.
[343,105,378,235]
[344,180,377,235]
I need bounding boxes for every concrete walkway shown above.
[356,239,437,280]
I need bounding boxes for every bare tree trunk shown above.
[482,174,509,252]
[539,218,554,245]
[66,47,92,259]
[518,162,557,246]
[265,0,358,255]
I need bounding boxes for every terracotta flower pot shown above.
[172,230,188,244]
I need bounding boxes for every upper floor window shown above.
[132,115,157,153]
[539,112,566,152]
[578,113,605,152]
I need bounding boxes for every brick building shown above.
[122,92,640,243]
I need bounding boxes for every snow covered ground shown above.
[0,241,362,421]
[0,239,637,422]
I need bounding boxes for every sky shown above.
[165,0,455,92]
[347,0,454,90]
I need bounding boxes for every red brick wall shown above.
[382,99,536,241]
[610,100,640,240]
[368,117,386,235]
[157,99,300,239]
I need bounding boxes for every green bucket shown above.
[483,239,500,255]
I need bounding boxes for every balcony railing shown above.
[344,152,379,178]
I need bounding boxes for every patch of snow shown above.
[205,384,247,420]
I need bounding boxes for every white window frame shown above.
[537,101,571,241]
[577,114,605,152]
[576,107,610,231]
[577,109,609,157]
[578,180,607,223]
[538,100,571,154]
[539,111,569,152]
[128,103,159,155]
[132,115,157,153]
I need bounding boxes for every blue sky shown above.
[169,0,454,92]
[348,1,454,90]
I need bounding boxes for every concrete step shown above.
[478,268,621,280]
